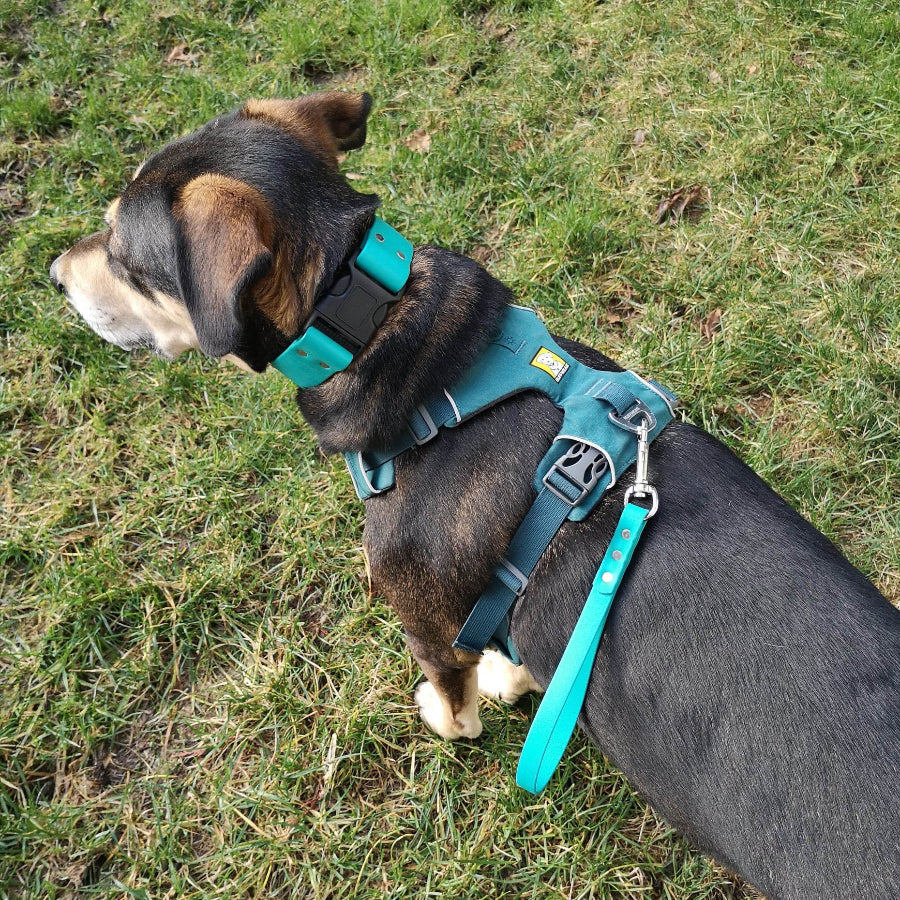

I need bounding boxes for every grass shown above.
[1,0,898,896]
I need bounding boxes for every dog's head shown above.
[50,91,379,371]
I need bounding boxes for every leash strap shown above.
[516,502,650,793]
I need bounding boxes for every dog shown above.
[49,91,900,900]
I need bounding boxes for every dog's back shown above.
[515,418,900,900]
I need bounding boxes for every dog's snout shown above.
[49,255,66,294]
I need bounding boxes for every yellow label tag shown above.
[530,347,570,383]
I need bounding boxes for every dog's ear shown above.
[242,91,373,164]
[173,174,275,356]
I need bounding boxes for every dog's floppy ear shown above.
[242,91,373,164]
[173,174,275,356]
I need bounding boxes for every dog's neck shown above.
[295,245,512,454]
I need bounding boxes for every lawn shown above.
[1,0,898,897]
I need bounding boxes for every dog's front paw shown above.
[477,649,542,703]
[415,680,483,740]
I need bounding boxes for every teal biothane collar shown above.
[272,216,413,389]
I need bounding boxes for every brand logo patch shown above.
[530,347,570,383]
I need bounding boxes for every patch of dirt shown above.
[477,10,517,47]
[654,183,709,225]
[469,221,513,266]
[600,287,642,329]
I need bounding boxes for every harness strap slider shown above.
[496,558,529,597]
[408,405,439,445]
[542,441,608,506]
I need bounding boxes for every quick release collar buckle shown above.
[272,217,413,389]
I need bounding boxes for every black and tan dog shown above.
[50,92,899,900]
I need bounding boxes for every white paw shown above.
[415,680,483,740]
[477,649,542,704]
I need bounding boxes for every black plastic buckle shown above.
[542,442,609,506]
[305,252,403,354]
[608,400,657,434]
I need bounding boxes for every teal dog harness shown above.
[342,305,676,665]
[273,219,677,792]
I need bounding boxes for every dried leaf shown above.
[700,309,722,341]
[633,129,646,147]
[345,172,365,181]
[654,184,708,225]
[507,138,526,153]
[403,128,431,153]
[165,43,199,66]
[747,63,760,75]
[708,69,721,83]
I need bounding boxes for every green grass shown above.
[2,0,899,896]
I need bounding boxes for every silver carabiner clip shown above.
[623,417,659,518]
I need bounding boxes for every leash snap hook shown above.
[623,417,658,519]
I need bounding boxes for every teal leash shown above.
[516,420,658,794]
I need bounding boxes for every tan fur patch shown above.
[175,173,276,254]
[54,231,199,358]
[243,98,339,163]
[104,197,120,227]
[242,92,369,166]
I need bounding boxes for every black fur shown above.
[55,95,900,900]
[364,315,900,900]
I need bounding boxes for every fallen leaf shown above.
[633,129,646,147]
[165,43,199,66]
[507,138,526,153]
[708,69,721,83]
[654,184,708,225]
[345,172,365,181]
[747,63,759,75]
[700,309,722,341]
[403,128,431,153]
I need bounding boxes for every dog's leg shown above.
[477,648,543,703]
[413,655,483,740]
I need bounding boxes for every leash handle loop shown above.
[516,502,650,794]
